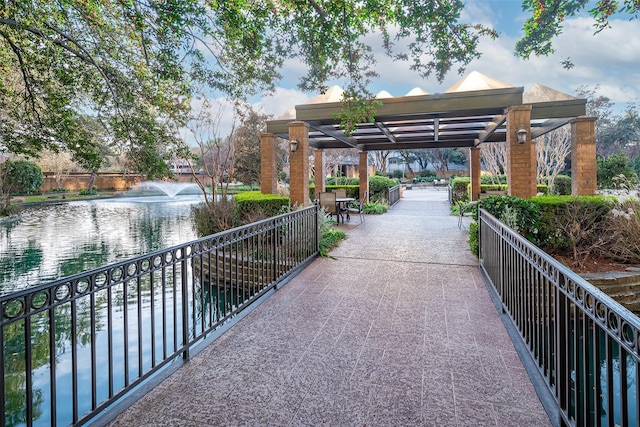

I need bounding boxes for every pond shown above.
[1,194,209,426]
[0,195,202,296]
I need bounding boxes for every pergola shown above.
[260,72,597,206]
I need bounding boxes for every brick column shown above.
[359,151,369,202]
[288,121,311,207]
[469,147,481,201]
[260,133,278,194]
[314,148,325,200]
[505,105,536,199]
[571,117,597,195]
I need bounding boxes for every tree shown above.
[371,150,391,175]
[0,159,44,209]
[536,125,572,193]
[234,106,270,187]
[426,148,466,175]
[2,1,634,171]
[516,0,640,69]
[1,0,499,167]
[36,150,77,189]
[179,98,238,209]
[481,142,508,184]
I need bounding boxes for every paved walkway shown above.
[109,188,551,426]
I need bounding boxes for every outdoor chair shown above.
[333,188,347,198]
[319,191,341,223]
[333,188,349,219]
[348,190,367,223]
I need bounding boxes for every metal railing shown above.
[388,184,401,207]
[479,208,640,427]
[1,206,319,427]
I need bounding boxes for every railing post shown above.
[181,254,190,360]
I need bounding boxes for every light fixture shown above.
[290,137,299,152]
[516,125,528,144]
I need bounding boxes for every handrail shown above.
[1,206,319,426]
[388,184,401,207]
[478,208,640,427]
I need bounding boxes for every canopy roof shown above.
[266,72,587,151]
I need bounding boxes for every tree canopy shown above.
[1,0,637,174]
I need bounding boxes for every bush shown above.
[192,192,290,237]
[597,153,638,189]
[191,198,237,237]
[481,174,507,184]
[480,195,541,243]
[363,202,388,214]
[79,189,98,196]
[468,222,479,256]
[598,200,640,263]
[325,177,359,186]
[368,175,398,203]
[531,195,614,258]
[551,175,571,195]
[318,207,346,257]
[451,177,470,203]
[234,191,290,219]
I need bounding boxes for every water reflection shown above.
[0,196,201,295]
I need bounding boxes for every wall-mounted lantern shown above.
[290,137,299,152]
[516,125,528,144]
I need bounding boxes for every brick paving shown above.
[108,187,551,426]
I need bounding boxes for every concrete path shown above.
[109,187,551,426]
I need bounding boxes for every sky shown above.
[209,0,640,136]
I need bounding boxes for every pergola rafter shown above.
[262,73,597,206]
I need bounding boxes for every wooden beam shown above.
[308,124,358,148]
[530,118,573,139]
[476,114,506,145]
[374,121,397,144]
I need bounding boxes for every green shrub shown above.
[368,175,398,203]
[326,185,359,198]
[552,175,571,195]
[325,177,359,186]
[481,174,507,184]
[468,222,479,256]
[79,189,98,196]
[480,184,507,192]
[480,195,540,243]
[597,153,638,189]
[363,202,387,214]
[451,177,470,203]
[234,191,290,219]
[191,198,237,237]
[530,195,614,253]
[318,207,346,257]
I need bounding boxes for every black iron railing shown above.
[1,206,319,427]
[479,208,640,427]
[388,185,401,207]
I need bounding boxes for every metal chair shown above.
[319,191,341,223]
[333,188,349,219]
[348,190,367,223]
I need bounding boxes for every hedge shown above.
[234,191,290,218]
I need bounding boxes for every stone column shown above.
[505,105,536,199]
[469,146,481,201]
[288,121,311,207]
[571,117,597,196]
[314,148,325,200]
[260,133,278,194]
[359,151,369,202]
